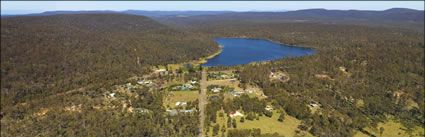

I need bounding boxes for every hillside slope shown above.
[1,13,218,108]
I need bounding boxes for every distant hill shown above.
[121,10,233,17]
[1,10,234,17]
[155,8,424,31]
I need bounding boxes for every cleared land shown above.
[164,91,199,108]
[209,110,312,137]
[355,120,424,137]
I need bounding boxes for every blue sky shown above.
[1,1,424,15]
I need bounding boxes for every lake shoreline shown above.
[200,38,316,66]
[193,44,223,65]
[224,36,315,50]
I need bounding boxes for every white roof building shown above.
[108,93,116,98]
[230,111,244,118]
[265,105,273,111]
[213,87,222,93]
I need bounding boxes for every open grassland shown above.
[167,64,183,72]
[206,79,243,92]
[206,79,264,99]
[354,120,425,137]
[164,91,199,108]
[208,110,312,137]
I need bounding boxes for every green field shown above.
[354,120,424,137]
[207,110,312,137]
[164,91,199,109]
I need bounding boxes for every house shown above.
[393,90,406,97]
[265,105,273,111]
[138,80,152,85]
[339,66,347,72]
[210,95,219,99]
[213,87,222,93]
[191,80,197,84]
[127,85,136,90]
[186,84,193,88]
[310,103,319,108]
[133,108,151,113]
[175,102,181,106]
[232,91,244,97]
[183,64,193,68]
[229,111,244,118]
[166,110,194,115]
[181,102,187,106]
[246,89,253,94]
[109,93,116,98]
[155,69,167,73]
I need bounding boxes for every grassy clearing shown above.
[205,79,244,100]
[205,79,264,100]
[167,64,183,72]
[354,120,425,137]
[206,79,243,92]
[207,110,312,137]
[164,91,199,109]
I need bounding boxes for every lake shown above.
[201,38,316,66]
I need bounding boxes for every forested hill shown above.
[1,13,219,108]
[155,8,424,31]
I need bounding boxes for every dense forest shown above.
[1,13,218,107]
[1,10,424,137]
[190,21,424,136]
[1,14,218,136]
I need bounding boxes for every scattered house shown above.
[191,80,197,84]
[166,109,194,115]
[183,64,193,68]
[175,101,187,106]
[138,80,152,85]
[265,105,273,111]
[186,84,193,88]
[210,95,219,99]
[155,69,167,73]
[230,111,244,118]
[393,90,406,97]
[154,69,168,75]
[310,103,319,108]
[246,89,253,94]
[231,80,236,83]
[315,74,333,80]
[339,67,347,72]
[109,93,116,98]
[278,74,287,80]
[213,87,222,93]
[127,85,137,90]
[270,72,290,82]
[133,108,151,113]
[172,86,182,90]
[232,91,244,97]
[180,84,192,91]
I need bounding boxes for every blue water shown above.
[201,38,316,66]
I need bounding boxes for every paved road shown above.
[199,70,207,137]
